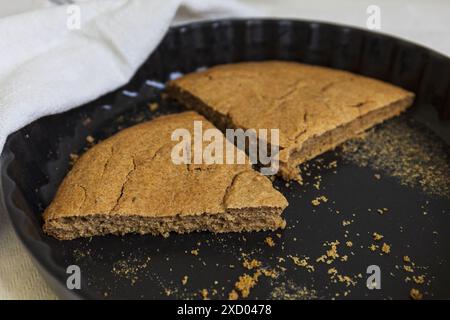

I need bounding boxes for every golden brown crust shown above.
[43,112,287,239]
[168,61,415,180]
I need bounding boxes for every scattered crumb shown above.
[341,119,450,198]
[164,288,172,296]
[181,276,188,285]
[337,274,356,287]
[111,256,151,285]
[328,267,337,275]
[404,265,414,273]
[288,255,315,273]
[328,268,356,286]
[69,153,79,163]
[148,102,159,111]
[409,288,423,300]
[403,256,411,263]
[260,268,278,279]
[265,237,275,247]
[346,241,353,247]
[326,241,339,260]
[413,275,425,284]
[191,249,199,256]
[376,208,389,215]
[316,255,327,263]
[86,135,95,144]
[228,289,239,300]
[82,117,91,126]
[270,280,317,300]
[373,232,384,241]
[234,271,261,298]
[200,289,209,300]
[381,243,391,254]
[243,259,262,270]
[316,240,341,265]
[342,220,352,227]
[311,195,328,206]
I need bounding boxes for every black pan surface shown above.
[1,19,449,300]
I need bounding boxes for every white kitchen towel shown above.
[0,0,262,154]
[0,0,262,300]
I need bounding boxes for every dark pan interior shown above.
[1,19,449,300]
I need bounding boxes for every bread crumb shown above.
[270,280,318,300]
[69,153,79,163]
[86,135,95,144]
[164,288,172,296]
[316,255,327,263]
[413,275,425,284]
[337,274,356,287]
[191,249,199,256]
[265,237,275,247]
[181,275,188,285]
[342,120,450,198]
[82,117,92,126]
[409,288,423,300]
[342,220,351,226]
[235,271,261,298]
[228,289,239,300]
[326,241,339,259]
[260,268,278,279]
[288,255,315,272]
[200,288,209,300]
[345,241,353,247]
[381,243,391,254]
[403,256,411,263]
[311,195,328,206]
[404,265,414,273]
[148,102,159,111]
[328,267,337,275]
[243,259,261,270]
[369,244,378,252]
[373,232,384,241]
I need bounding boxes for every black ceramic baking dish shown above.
[1,19,449,300]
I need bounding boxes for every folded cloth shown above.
[0,0,262,300]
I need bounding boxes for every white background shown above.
[1,0,449,55]
[0,0,449,300]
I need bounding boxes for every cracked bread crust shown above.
[43,111,288,240]
[167,61,415,181]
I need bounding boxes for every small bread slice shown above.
[167,61,414,181]
[43,112,287,240]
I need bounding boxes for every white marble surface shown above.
[0,0,449,300]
